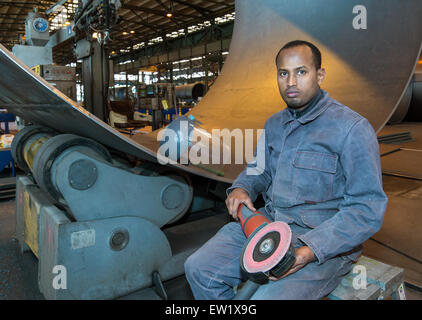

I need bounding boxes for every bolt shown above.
[259,238,274,255]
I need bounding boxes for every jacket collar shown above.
[281,89,331,125]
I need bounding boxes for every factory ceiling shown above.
[0,0,235,65]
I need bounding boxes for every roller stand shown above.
[12,125,219,300]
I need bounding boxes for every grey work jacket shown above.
[228,90,388,265]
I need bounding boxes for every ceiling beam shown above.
[31,1,234,65]
[121,2,196,21]
[45,0,68,16]
[201,0,234,8]
[0,28,24,31]
[0,1,56,4]
[0,17,26,21]
[0,35,20,39]
[0,13,29,17]
[126,9,162,33]
[113,4,234,46]
[172,0,214,19]
[154,0,171,13]
[0,22,25,25]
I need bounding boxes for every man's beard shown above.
[283,87,320,110]
[284,96,312,110]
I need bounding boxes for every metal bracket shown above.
[152,271,168,300]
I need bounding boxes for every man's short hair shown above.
[275,40,322,70]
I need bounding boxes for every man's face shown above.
[276,45,325,109]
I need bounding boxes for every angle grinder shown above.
[237,204,296,281]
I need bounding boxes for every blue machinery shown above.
[137,107,191,123]
[0,112,16,134]
[12,125,225,299]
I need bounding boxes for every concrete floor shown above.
[0,198,43,300]
[1,122,422,300]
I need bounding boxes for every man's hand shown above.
[225,188,256,220]
[269,246,315,281]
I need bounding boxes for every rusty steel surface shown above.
[1,0,422,183]
[381,148,422,180]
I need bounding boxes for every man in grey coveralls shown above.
[184,40,388,299]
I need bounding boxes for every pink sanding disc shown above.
[242,221,292,274]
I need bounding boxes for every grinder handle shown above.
[237,204,271,238]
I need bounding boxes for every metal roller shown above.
[160,171,194,225]
[11,125,57,173]
[31,133,113,202]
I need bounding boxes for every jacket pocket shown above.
[300,208,339,229]
[293,151,338,202]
